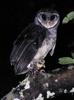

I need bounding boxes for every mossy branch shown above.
[1,65,74,100]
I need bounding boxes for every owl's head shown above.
[35,9,60,29]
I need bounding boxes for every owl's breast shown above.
[33,37,55,60]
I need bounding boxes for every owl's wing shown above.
[50,43,56,56]
[10,23,46,75]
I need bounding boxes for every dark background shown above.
[0,0,74,99]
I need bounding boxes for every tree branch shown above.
[1,65,74,100]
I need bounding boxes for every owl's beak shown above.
[40,19,51,28]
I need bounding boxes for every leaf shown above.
[62,11,74,24]
[58,57,74,65]
[67,11,74,20]
[62,17,69,24]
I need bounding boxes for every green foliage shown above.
[58,11,74,65]
[62,11,74,24]
[58,57,74,65]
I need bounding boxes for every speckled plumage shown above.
[10,9,60,75]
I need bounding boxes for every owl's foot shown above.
[27,59,45,75]
[35,59,45,70]
[27,59,45,77]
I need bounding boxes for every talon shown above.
[36,59,45,69]
[37,63,43,69]
[40,69,45,73]
[40,69,46,77]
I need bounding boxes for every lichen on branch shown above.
[1,65,74,100]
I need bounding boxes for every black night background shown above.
[0,0,74,99]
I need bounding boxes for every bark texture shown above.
[1,65,74,100]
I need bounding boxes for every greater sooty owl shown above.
[10,9,60,75]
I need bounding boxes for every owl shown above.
[10,9,60,75]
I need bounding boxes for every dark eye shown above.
[42,14,46,20]
[50,15,55,21]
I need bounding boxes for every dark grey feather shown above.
[10,23,47,74]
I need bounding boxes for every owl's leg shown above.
[36,59,45,70]
[28,59,45,76]
[36,59,46,76]
[35,59,46,72]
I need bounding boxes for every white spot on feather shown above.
[47,91,55,99]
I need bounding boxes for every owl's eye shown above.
[42,14,46,20]
[50,15,55,21]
